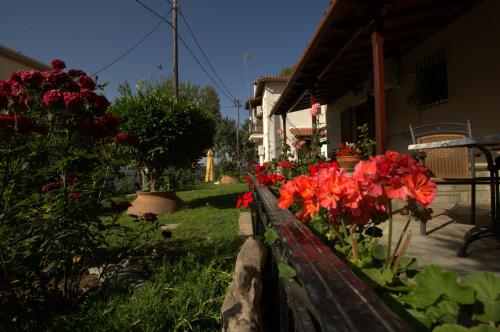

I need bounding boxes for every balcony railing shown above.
[251,121,263,134]
[249,174,412,332]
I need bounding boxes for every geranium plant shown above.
[112,82,217,191]
[335,142,361,157]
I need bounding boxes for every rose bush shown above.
[0,60,133,327]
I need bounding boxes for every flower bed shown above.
[240,154,500,331]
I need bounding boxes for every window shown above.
[408,50,448,111]
[340,97,375,143]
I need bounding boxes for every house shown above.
[246,76,328,164]
[270,0,498,204]
[0,44,50,78]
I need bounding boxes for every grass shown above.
[49,182,248,332]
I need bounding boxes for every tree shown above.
[278,65,296,77]
[112,82,217,191]
[214,116,237,161]
[138,76,221,119]
[240,119,256,169]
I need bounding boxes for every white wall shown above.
[262,81,286,161]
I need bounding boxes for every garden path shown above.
[382,204,500,276]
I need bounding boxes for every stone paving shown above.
[238,212,253,237]
[382,203,500,276]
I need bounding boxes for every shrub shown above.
[159,166,196,191]
[0,60,130,326]
[111,82,216,191]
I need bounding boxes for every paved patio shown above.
[382,203,500,276]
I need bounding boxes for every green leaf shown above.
[278,262,296,279]
[433,324,500,332]
[362,268,393,287]
[264,228,279,246]
[399,266,474,308]
[425,300,460,324]
[398,256,418,272]
[461,272,500,323]
[372,243,388,261]
[406,308,434,329]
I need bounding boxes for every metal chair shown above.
[409,120,487,234]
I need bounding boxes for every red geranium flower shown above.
[236,191,253,208]
[42,89,65,107]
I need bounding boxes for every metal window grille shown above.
[408,50,448,111]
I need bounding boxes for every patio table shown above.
[408,133,500,257]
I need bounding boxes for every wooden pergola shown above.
[270,0,484,153]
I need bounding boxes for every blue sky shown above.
[0,0,329,119]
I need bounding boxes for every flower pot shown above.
[127,191,183,216]
[336,155,361,169]
[220,175,241,184]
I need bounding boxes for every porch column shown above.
[310,93,319,158]
[371,28,387,154]
[281,113,287,158]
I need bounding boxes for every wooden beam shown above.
[372,30,387,154]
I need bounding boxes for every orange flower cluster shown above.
[278,151,436,224]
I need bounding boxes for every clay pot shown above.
[127,191,183,216]
[220,175,241,184]
[336,155,361,169]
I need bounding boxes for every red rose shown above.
[143,212,157,222]
[42,89,64,107]
[68,69,86,77]
[51,59,66,70]
[63,92,84,109]
[102,113,123,131]
[93,95,110,116]
[114,132,139,145]
[20,70,43,89]
[77,75,96,90]
[0,80,12,93]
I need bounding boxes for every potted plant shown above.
[112,81,216,215]
[335,142,362,169]
[217,160,241,184]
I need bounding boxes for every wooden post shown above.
[281,113,287,159]
[310,93,319,158]
[371,29,387,154]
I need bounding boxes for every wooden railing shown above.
[249,174,412,332]
[251,121,263,134]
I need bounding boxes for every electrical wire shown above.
[179,10,236,101]
[92,9,171,76]
[133,0,236,103]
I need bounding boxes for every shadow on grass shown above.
[186,192,241,210]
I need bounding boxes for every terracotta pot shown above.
[336,155,361,169]
[220,175,241,184]
[127,191,183,216]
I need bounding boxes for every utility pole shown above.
[236,100,240,169]
[172,0,179,96]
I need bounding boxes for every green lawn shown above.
[50,182,248,332]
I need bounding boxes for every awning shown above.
[271,0,483,116]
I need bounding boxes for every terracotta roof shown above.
[271,0,483,115]
[254,76,289,98]
[290,128,314,137]
[0,44,50,71]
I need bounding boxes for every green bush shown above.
[159,166,196,191]
[216,160,239,178]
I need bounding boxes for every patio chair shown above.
[409,120,489,235]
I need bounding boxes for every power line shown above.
[179,10,235,101]
[92,9,171,76]
[133,0,236,103]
